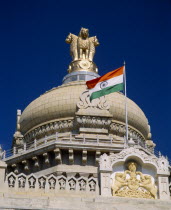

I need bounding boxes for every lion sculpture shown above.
[65,27,99,62]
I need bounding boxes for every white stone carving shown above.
[8,174,16,188]
[58,176,66,190]
[4,172,98,195]
[109,147,158,168]
[77,91,110,110]
[68,177,76,191]
[110,122,146,145]
[18,174,26,188]
[99,148,171,199]
[28,175,36,189]
[38,176,46,189]
[24,119,73,141]
[48,175,56,189]
[157,156,169,175]
[76,115,112,129]
[78,178,86,191]
[99,153,112,171]
[88,178,96,192]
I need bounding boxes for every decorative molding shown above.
[77,90,110,110]
[24,119,74,142]
[110,121,146,142]
[5,172,98,195]
[99,148,170,199]
[157,155,170,175]
[76,115,111,129]
[99,147,170,175]
[99,153,111,171]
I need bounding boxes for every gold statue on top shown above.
[112,161,157,199]
[65,28,99,73]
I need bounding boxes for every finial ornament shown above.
[0,145,5,160]
[65,28,99,73]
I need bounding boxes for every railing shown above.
[3,133,124,160]
[2,133,171,166]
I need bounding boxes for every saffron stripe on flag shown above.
[86,66,124,89]
[89,74,123,95]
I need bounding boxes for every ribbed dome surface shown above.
[20,81,150,138]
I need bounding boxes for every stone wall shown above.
[0,194,171,210]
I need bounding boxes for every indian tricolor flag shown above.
[86,66,124,101]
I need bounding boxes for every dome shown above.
[20,81,150,139]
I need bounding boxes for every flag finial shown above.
[123,61,126,66]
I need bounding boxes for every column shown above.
[0,160,7,192]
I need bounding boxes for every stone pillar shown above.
[0,160,7,192]
[157,155,170,200]
[99,153,112,196]
[158,176,170,200]
[100,172,112,196]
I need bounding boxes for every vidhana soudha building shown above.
[0,28,171,210]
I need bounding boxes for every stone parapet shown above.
[0,194,171,210]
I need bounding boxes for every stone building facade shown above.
[0,28,171,210]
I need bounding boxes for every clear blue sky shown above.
[0,0,170,157]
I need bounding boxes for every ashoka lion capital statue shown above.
[66,28,99,73]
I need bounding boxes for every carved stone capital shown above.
[32,156,40,168]
[54,148,62,164]
[11,163,19,174]
[43,153,50,165]
[22,160,30,171]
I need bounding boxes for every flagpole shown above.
[124,61,128,147]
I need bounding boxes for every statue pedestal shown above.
[68,59,98,74]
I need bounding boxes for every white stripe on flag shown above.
[89,74,123,94]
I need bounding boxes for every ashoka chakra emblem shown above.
[100,81,108,89]
[79,60,91,69]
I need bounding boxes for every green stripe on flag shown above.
[90,83,124,101]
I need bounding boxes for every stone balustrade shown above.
[4,133,154,161]
[4,133,125,160]
[5,172,99,195]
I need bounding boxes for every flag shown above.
[86,66,124,101]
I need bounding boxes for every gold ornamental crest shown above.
[112,161,157,199]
